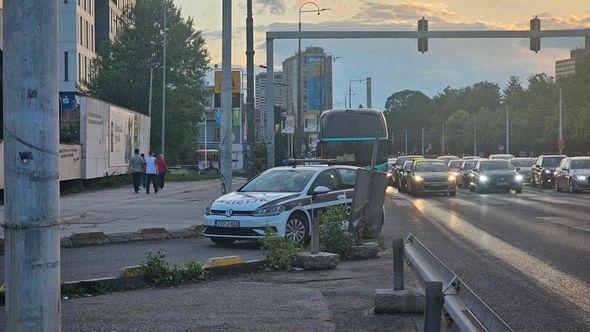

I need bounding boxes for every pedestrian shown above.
[156,154,168,190]
[145,150,159,194]
[140,153,147,188]
[129,149,144,194]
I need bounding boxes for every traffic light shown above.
[530,16,541,53]
[418,17,428,53]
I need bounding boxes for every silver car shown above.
[510,158,535,183]
[555,157,590,193]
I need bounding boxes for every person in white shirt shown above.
[145,150,159,194]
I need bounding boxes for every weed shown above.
[319,205,356,256]
[259,227,302,271]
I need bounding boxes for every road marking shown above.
[412,198,590,316]
[536,216,590,233]
[449,198,477,206]
[393,200,413,207]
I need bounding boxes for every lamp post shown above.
[348,75,364,108]
[298,2,329,156]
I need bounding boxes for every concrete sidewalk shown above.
[0,179,246,240]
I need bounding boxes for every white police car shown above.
[203,165,359,245]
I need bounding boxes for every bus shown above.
[317,108,388,171]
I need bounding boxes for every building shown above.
[59,0,135,93]
[95,0,135,52]
[255,71,286,140]
[282,47,333,151]
[555,36,590,81]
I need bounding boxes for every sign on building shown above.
[306,54,325,113]
[304,113,318,132]
[109,106,135,167]
[282,115,295,134]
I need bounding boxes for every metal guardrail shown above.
[394,234,513,332]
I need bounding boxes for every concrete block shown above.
[69,232,111,246]
[297,252,339,270]
[170,229,195,239]
[345,242,379,259]
[374,288,425,314]
[109,232,143,243]
[206,256,246,267]
[137,228,171,240]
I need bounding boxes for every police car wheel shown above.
[285,215,308,244]
[210,237,236,246]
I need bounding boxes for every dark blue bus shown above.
[317,109,388,171]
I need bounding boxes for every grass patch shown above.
[140,249,206,287]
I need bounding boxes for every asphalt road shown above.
[384,185,590,331]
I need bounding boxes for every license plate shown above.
[216,220,239,228]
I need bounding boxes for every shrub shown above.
[259,227,302,271]
[320,205,356,255]
[140,249,206,287]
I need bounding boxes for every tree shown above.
[81,0,209,163]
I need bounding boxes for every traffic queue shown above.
[388,154,590,195]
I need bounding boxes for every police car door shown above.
[308,169,344,218]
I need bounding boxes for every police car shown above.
[203,165,360,245]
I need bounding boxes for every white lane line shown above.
[393,200,413,207]
[449,198,477,206]
[412,198,590,316]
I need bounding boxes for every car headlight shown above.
[205,203,212,215]
[480,175,489,182]
[448,174,456,181]
[253,205,285,217]
[414,175,424,182]
[515,174,523,182]
[575,175,587,181]
[544,169,551,174]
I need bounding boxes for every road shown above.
[384,185,590,331]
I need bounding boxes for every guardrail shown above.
[394,234,513,332]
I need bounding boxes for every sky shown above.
[175,0,590,108]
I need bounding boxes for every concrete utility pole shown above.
[161,1,167,156]
[421,128,425,155]
[405,129,408,155]
[506,107,510,154]
[366,77,372,108]
[4,1,61,330]
[246,0,255,178]
[148,67,153,118]
[473,118,478,156]
[441,124,445,154]
[558,87,563,154]
[220,0,233,193]
[266,38,275,168]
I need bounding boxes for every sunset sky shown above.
[175,0,590,107]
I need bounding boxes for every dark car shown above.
[555,157,590,193]
[393,155,423,187]
[531,155,567,188]
[459,159,479,188]
[398,161,414,193]
[407,160,457,196]
[470,160,523,194]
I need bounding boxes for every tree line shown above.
[384,52,590,157]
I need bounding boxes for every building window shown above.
[79,17,83,46]
[85,21,89,49]
[214,127,221,141]
[78,53,81,81]
[64,52,69,81]
[84,56,88,81]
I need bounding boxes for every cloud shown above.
[257,0,286,15]
[353,1,456,23]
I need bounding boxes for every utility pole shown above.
[405,129,408,155]
[148,67,153,118]
[558,87,563,154]
[4,0,61,330]
[220,0,233,193]
[246,0,256,178]
[366,77,372,108]
[473,118,478,156]
[506,107,510,154]
[266,39,275,168]
[161,1,167,156]
[421,128,425,155]
[441,124,445,154]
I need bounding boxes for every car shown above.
[448,159,463,178]
[462,156,480,160]
[459,159,480,188]
[555,157,590,193]
[387,157,397,185]
[489,154,515,160]
[203,165,372,245]
[437,155,460,163]
[398,160,414,193]
[510,158,535,183]
[393,155,423,187]
[531,155,567,188]
[406,160,457,196]
[470,160,523,193]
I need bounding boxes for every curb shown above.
[0,258,264,306]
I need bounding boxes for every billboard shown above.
[214,70,241,94]
[306,54,324,113]
[304,113,318,133]
[282,115,295,134]
[109,106,135,167]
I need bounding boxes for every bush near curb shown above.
[320,205,356,256]
[140,249,206,287]
[259,227,302,271]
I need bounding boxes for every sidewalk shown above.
[0,179,246,240]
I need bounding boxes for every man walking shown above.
[129,149,144,194]
[156,154,168,190]
[140,153,147,188]
[145,150,159,194]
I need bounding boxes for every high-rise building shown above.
[555,36,589,81]
[282,47,333,151]
[95,0,135,52]
[255,72,286,139]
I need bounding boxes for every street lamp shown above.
[348,75,364,108]
[298,2,329,156]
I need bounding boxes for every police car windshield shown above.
[415,162,448,172]
[480,161,513,171]
[239,169,315,192]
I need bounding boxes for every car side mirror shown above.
[313,186,330,195]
